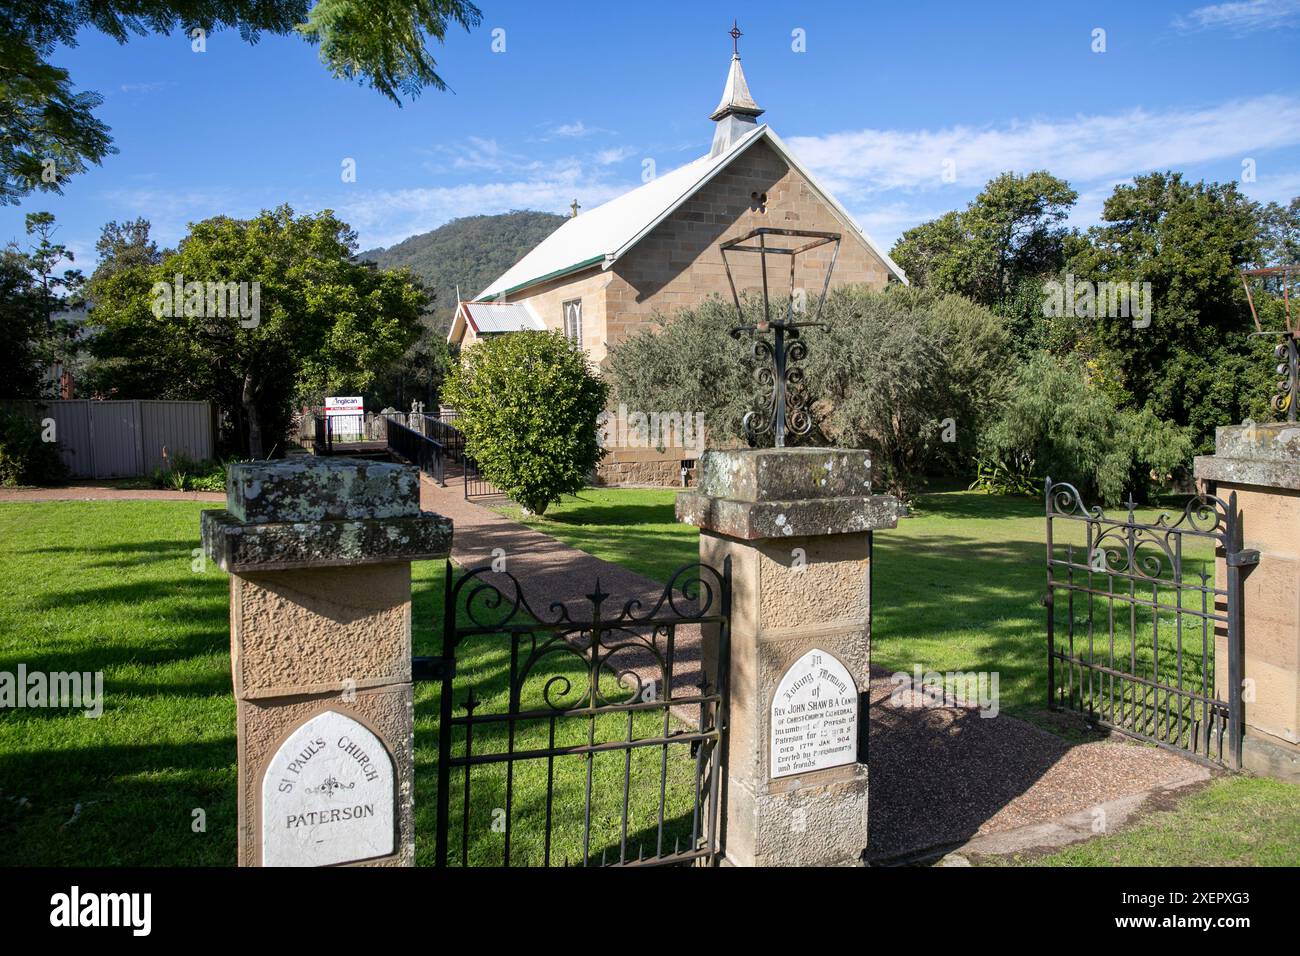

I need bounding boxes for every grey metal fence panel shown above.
[6,399,215,478]
[89,400,143,478]
[7,400,94,477]
[140,400,213,472]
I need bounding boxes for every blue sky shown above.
[5,0,1299,271]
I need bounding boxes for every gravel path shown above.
[864,668,1209,861]
[0,483,224,503]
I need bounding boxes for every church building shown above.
[448,27,906,363]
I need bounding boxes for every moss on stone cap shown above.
[226,457,423,524]
[201,508,453,573]
[1194,422,1300,491]
[695,448,873,502]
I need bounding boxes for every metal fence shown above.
[463,455,504,500]
[6,399,213,478]
[427,560,731,867]
[417,414,465,464]
[386,418,445,485]
[1045,478,1255,768]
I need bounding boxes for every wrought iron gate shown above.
[462,456,503,500]
[432,560,731,866]
[1045,479,1256,768]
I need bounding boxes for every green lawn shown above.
[0,501,699,866]
[987,776,1300,867]
[2,492,1296,866]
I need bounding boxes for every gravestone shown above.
[202,457,452,865]
[677,447,899,866]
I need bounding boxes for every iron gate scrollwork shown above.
[1045,478,1257,768]
[433,559,731,866]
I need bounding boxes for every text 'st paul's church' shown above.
[448,24,906,363]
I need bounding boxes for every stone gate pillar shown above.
[201,458,452,866]
[677,448,900,866]
[1195,423,1300,781]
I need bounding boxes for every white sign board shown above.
[324,396,363,417]
[261,710,395,867]
[770,649,858,779]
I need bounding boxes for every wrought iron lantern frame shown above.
[719,227,841,447]
[1241,264,1299,422]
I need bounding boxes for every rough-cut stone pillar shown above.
[1195,423,1300,781]
[201,458,452,866]
[676,448,899,866]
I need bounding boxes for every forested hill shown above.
[358,210,565,332]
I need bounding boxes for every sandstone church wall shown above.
[605,138,893,352]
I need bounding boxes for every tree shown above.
[604,296,761,451]
[1258,197,1300,267]
[0,211,82,398]
[87,205,427,457]
[607,286,1012,498]
[891,171,1078,311]
[365,313,453,413]
[0,32,114,206]
[442,331,608,515]
[0,0,482,204]
[1069,172,1268,448]
[91,218,161,284]
[981,354,1193,505]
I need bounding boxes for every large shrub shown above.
[608,285,1012,498]
[443,331,608,515]
[0,407,67,486]
[981,354,1193,505]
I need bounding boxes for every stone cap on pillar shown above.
[676,448,900,540]
[1194,422,1300,492]
[201,458,453,572]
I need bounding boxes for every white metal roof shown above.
[477,124,906,299]
[448,299,545,344]
[462,300,544,333]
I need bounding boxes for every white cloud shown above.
[97,187,248,246]
[1240,167,1300,204]
[594,146,637,165]
[1173,0,1300,34]
[848,201,953,247]
[118,82,171,94]
[540,120,616,139]
[787,95,1300,201]
[551,121,591,137]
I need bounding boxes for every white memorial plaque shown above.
[770,649,858,779]
[261,710,395,867]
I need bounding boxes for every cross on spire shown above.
[729,19,743,55]
[570,198,580,218]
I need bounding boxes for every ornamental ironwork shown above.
[427,560,732,867]
[1045,478,1257,768]
[719,227,840,447]
[1241,264,1299,422]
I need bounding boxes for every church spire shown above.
[709,21,764,157]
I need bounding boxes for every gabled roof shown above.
[448,299,544,344]
[477,125,906,299]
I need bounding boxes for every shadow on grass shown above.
[0,735,238,866]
